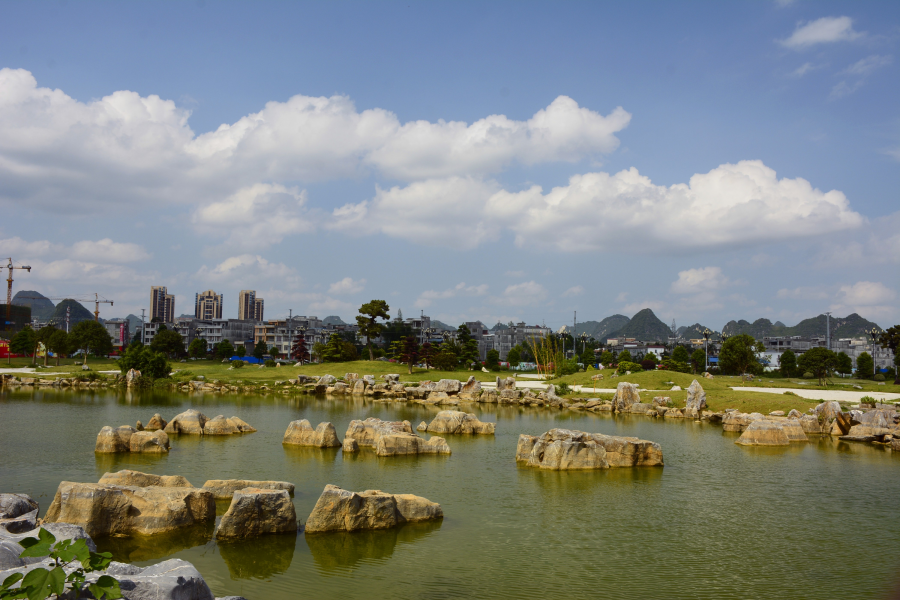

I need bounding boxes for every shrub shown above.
[660,358,691,373]
[556,382,571,396]
[783,390,798,396]
[640,358,656,371]
[860,395,875,404]
[874,373,885,382]
[556,358,579,377]
[232,360,244,369]
[802,372,813,379]
[617,361,643,375]
[264,360,276,368]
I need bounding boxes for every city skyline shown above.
[0,2,897,330]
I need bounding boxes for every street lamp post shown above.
[702,328,712,372]
[580,332,588,358]
[869,327,881,378]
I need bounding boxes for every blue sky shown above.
[1,1,898,330]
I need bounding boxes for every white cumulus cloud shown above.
[671,267,730,294]
[780,16,865,49]
[414,282,489,308]
[195,254,300,287]
[491,281,547,307]
[328,277,367,295]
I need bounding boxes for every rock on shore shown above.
[43,482,215,537]
[0,494,39,534]
[516,429,664,470]
[202,480,295,501]
[215,488,297,540]
[612,382,641,412]
[735,421,792,446]
[425,411,495,435]
[684,380,707,419]
[304,484,442,533]
[283,420,341,447]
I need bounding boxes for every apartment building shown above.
[104,318,130,350]
[150,286,175,323]
[194,290,223,320]
[238,290,264,321]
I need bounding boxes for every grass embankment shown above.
[6,357,894,415]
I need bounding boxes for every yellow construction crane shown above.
[5,258,32,325]
[19,293,114,322]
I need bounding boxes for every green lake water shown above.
[2,388,899,599]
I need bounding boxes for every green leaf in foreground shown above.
[88,575,123,599]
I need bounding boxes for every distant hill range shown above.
[722,314,879,340]
[573,315,631,339]
[677,323,719,341]
[50,299,96,326]
[12,291,55,321]
[323,315,347,326]
[431,320,455,331]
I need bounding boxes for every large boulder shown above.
[344,418,413,447]
[0,494,39,535]
[779,419,809,442]
[317,374,336,386]
[43,482,215,537]
[848,409,895,438]
[215,488,297,540]
[304,484,442,533]
[496,377,516,391]
[204,415,240,435]
[125,368,142,388]
[129,430,170,453]
[283,420,341,447]
[425,411,495,435]
[164,409,208,435]
[814,401,851,435]
[461,376,481,393]
[95,425,136,453]
[612,382,641,412]
[375,434,451,456]
[99,470,192,488]
[146,413,168,431]
[684,380,707,418]
[352,380,366,394]
[735,421,791,446]
[227,416,257,433]
[434,379,462,394]
[516,429,663,469]
[722,411,764,432]
[202,480,294,501]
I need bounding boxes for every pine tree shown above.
[400,335,419,374]
[291,333,310,363]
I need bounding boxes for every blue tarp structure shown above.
[230,356,263,364]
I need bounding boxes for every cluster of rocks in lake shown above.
[304,484,442,533]
[95,410,256,454]
[516,429,664,470]
[0,490,245,600]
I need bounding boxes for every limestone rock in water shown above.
[434,379,461,394]
[684,380,707,418]
[516,429,664,470]
[129,430,170,453]
[426,410,495,435]
[136,420,144,431]
[375,433,451,456]
[95,425,136,453]
[352,379,366,394]
[99,470,192,488]
[344,418,413,447]
[215,488,297,540]
[0,494,39,534]
[202,480,294,501]
[146,413,168,431]
[227,416,257,432]
[164,409,208,434]
[304,484,442,533]
[43,482,215,537]
[283,419,341,447]
[342,437,359,453]
[204,415,240,435]
[892,437,900,452]
[780,419,808,442]
[461,376,481,393]
[722,412,765,432]
[848,408,896,438]
[612,382,641,412]
[735,421,791,446]
[814,401,851,435]
[417,421,427,431]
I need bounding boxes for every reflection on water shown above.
[96,523,214,562]
[282,446,340,467]
[305,520,442,571]
[94,451,171,476]
[218,532,297,580]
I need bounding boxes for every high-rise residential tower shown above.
[238,290,264,321]
[150,286,175,323]
[195,290,223,320]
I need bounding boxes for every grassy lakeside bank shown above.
[5,358,894,416]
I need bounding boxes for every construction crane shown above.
[5,258,32,325]
[19,293,114,322]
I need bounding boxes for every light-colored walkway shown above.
[730,387,900,402]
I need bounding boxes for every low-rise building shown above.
[104,318,130,351]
